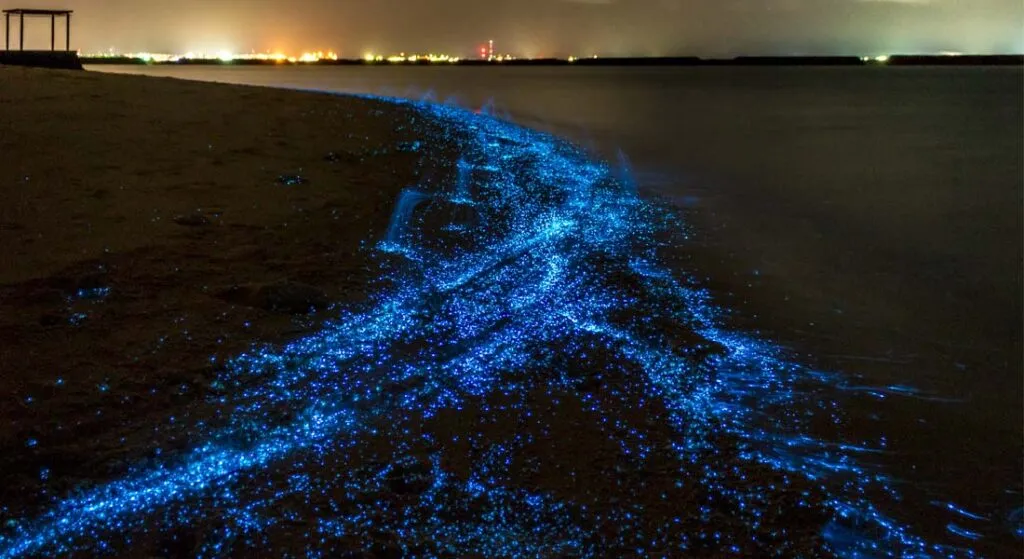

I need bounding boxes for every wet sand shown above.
[0,66,437,516]
[0,67,840,558]
[1,66,1004,557]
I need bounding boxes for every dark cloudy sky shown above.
[7,0,1023,57]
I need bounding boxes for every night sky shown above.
[6,0,1023,57]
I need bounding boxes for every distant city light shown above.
[298,51,338,63]
[83,48,466,64]
[80,49,345,63]
[860,54,891,64]
[475,39,515,62]
[81,40,531,65]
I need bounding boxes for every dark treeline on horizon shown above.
[80,54,1024,67]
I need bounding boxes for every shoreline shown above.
[0,66,999,557]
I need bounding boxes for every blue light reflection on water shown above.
[0,96,983,558]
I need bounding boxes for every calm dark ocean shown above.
[91,64,1024,555]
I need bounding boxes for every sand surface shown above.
[0,67,847,558]
[0,66,437,513]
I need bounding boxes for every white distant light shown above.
[218,51,234,62]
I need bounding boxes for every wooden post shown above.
[19,11,24,50]
[66,13,71,52]
[4,13,9,51]
[51,14,55,51]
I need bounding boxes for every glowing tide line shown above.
[0,95,976,558]
[0,409,360,559]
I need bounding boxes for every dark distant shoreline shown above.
[81,54,1024,67]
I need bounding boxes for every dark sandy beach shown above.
[0,66,436,527]
[0,66,1015,558]
[0,67,838,558]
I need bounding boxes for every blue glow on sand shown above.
[0,97,981,558]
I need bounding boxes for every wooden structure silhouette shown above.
[3,8,72,52]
